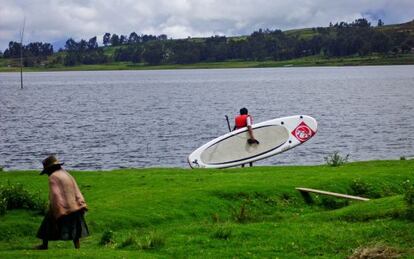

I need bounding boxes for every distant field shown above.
[1,160,414,258]
[377,21,414,36]
[285,28,318,39]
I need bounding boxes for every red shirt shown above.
[235,115,252,129]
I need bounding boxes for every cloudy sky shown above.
[1,0,413,51]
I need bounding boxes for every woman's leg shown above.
[73,238,80,249]
[35,239,48,250]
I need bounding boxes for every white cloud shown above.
[0,0,413,51]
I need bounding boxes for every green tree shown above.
[352,18,371,28]
[65,38,77,51]
[63,52,78,66]
[371,32,390,53]
[401,43,411,53]
[103,33,111,46]
[157,34,168,41]
[87,36,98,50]
[114,46,135,61]
[142,41,164,65]
[110,34,120,46]
[3,41,22,58]
[120,35,127,45]
[128,32,139,44]
[203,36,228,61]
[131,46,143,63]
[169,40,201,64]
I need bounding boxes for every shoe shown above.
[34,244,48,250]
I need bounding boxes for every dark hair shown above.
[240,107,248,115]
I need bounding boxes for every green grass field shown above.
[1,160,414,258]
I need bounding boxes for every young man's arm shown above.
[246,116,259,144]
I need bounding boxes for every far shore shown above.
[1,53,413,73]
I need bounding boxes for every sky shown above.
[0,0,413,52]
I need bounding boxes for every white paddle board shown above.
[188,115,317,169]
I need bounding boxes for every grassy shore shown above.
[1,54,413,72]
[1,160,414,258]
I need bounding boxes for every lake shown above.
[1,66,413,170]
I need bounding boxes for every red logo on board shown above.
[292,122,315,142]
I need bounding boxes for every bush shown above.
[0,182,46,215]
[350,178,371,196]
[349,178,381,198]
[324,151,349,167]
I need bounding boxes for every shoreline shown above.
[1,54,413,72]
[1,159,411,172]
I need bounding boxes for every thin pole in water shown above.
[19,17,25,90]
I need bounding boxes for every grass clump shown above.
[0,182,46,215]
[99,229,115,246]
[403,179,414,220]
[118,235,138,249]
[139,231,165,250]
[325,151,349,167]
[212,226,232,240]
[117,232,165,250]
[211,213,221,223]
[348,244,400,259]
[231,200,253,223]
[320,197,349,209]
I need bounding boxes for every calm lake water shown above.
[1,66,413,170]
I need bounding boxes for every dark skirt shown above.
[37,210,89,241]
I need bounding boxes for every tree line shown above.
[2,18,413,67]
[62,36,107,65]
[110,19,414,65]
[2,41,53,66]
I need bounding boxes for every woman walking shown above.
[36,155,89,249]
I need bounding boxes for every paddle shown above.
[225,115,231,132]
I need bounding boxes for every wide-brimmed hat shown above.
[40,155,64,175]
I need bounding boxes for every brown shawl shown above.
[48,169,87,219]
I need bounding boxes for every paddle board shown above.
[188,115,317,169]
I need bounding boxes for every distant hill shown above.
[1,19,413,71]
[284,19,414,39]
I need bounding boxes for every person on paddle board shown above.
[234,107,259,167]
